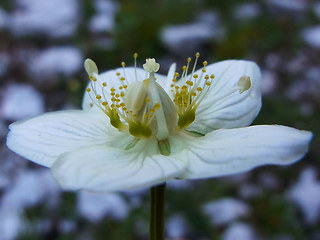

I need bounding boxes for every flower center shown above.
[84,53,252,140]
[84,55,177,140]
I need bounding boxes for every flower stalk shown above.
[150,183,166,240]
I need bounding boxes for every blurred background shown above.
[0,0,319,239]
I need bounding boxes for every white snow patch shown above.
[0,52,10,77]
[166,214,188,238]
[314,2,320,19]
[0,7,8,30]
[222,222,256,240]
[0,169,60,240]
[0,84,44,121]
[28,46,83,81]
[234,3,260,20]
[238,184,262,199]
[9,0,79,38]
[287,167,320,224]
[89,0,118,33]
[262,70,277,95]
[266,0,307,11]
[77,191,129,222]
[203,198,250,226]
[302,25,320,48]
[161,11,223,53]
[167,179,191,190]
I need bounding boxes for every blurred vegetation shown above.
[1,0,319,239]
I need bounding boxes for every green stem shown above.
[149,183,166,240]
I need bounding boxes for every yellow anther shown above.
[120,77,125,81]
[184,98,188,104]
[202,68,206,73]
[116,72,120,76]
[111,104,115,108]
[172,78,177,82]
[181,85,187,90]
[189,81,193,86]
[206,81,211,86]
[175,86,180,89]
[154,103,160,110]
[111,97,116,102]
[119,86,123,90]
[150,108,155,113]
[92,78,97,82]
[89,76,93,80]
[193,74,198,79]
[121,61,126,67]
[174,72,180,77]
[146,97,151,103]
[210,74,215,79]
[203,61,208,66]
[111,92,115,96]
[122,107,127,111]
[133,53,138,58]
[192,92,197,96]
[182,66,187,71]
[123,85,127,89]
[116,99,120,102]
[197,87,203,92]
[102,101,108,106]
[96,95,102,100]
[120,103,125,107]
[170,84,174,87]
[195,52,200,58]
[120,92,125,97]
[187,57,191,62]
[111,87,115,92]
[102,82,107,87]
[186,80,191,85]
[86,88,91,92]
[115,93,120,98]
[205,75,209,80]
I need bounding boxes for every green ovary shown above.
[129,122,152,138]
[178,110,196,129]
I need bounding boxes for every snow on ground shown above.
[9,0,79,38]
[166,214,188,239]
[261,70,278,95]
[77,191,129,222]
[314,2,320,19]
[28,46,83,82]
[0,83,44,121]
[222,222,256,240]
[0,52,10,77]
[0,7,7,30]
[161,11,223,54]
[234,3,260,20]
[0,169,60,240]
[266,0,307,11]
[203,198,250,226]
[166,179,191,190]
[287,167,320,224]
[89,0,118,33]
[301,25,320,48]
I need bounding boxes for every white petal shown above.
[163,63,176,92]
[82,67,168,110]
[179,125,312,179]
[52,140,187,192]
[188,60,262,134]
[7,110,133,167]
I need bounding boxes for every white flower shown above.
[6,53,312,192]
